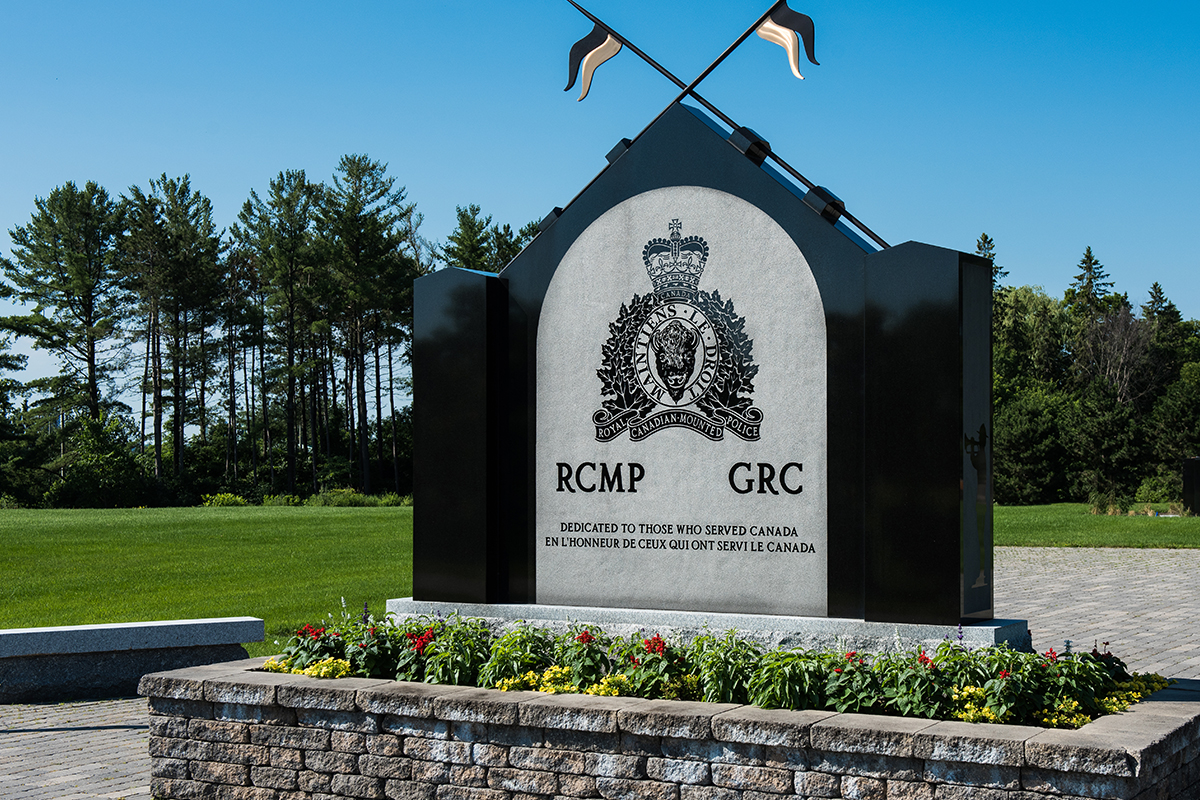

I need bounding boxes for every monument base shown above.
[386,598,1029,654]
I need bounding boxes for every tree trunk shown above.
[357,324,371,495]
[173,309,184,477]
[388,343,399,493]
[345,348,355,486]
[152,307,164,479]
[374,336,384,465]
[226,285,238,482]
[285,294,297,495]
[246,345,257,483]
[141,316,151,455]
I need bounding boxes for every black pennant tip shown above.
[565,23,610,92]
[770,3,819,66]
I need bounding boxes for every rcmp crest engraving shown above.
[594,219,763,442]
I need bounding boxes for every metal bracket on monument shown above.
[803,185,845,224]
[606,138,633,165]
[538,207,564,233]
[729,127,772,166]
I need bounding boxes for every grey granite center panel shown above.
[535,186,828,617]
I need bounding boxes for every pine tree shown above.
[0,181,127,420]
[975,232,1007,288]
[441,205,493,271]
[232,170,319,493]
[1141,282,1180,324]
[124,174,222,479]
[318,154,422,493]
[1064,246,1113,320]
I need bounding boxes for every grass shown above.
[3,502,1196,659]
[0,506,412,657]
[995,503,1200,548]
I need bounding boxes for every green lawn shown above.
[3,503,1196,659]
[995,503,1200,548]
[0,507,412,657]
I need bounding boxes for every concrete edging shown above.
[138,658,1200,800]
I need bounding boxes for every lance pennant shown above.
[565,22,622,101]
[756,3,819,79]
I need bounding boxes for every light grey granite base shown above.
[386,598,1030,653]
[0,617,264,702]
[0,616,264,658]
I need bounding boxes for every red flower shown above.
[1044,648,1058,662]
[998,670,1009,679]
[917,652,933,667]
[575,630,596,645]
[643,634,666,656]
[405,627,436,655]
[298,624,327,640]
[845,651,857,659]
[834,667,843,673]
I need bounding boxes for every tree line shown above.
[985,235,1200,506]
[0,155,534,507]
[1,162,1196,508]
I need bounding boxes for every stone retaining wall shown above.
[139,658,1200,800]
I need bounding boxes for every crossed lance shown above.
[562,0,889,250]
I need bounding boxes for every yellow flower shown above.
[301,658,351,679]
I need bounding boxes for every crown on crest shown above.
[642,219,709,300]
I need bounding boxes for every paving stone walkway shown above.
[2,546,1198,799]
[0,697,150,799]
[995,546,1200,679]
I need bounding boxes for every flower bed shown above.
[258,607,1168,730]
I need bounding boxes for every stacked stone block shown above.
[140,659,1200,800]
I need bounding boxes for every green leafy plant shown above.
[877,649,950,719]
[554,625,612,689]
[479,622,555,688]
[748,649,827,710]
[611,632,695,700]
[823,650,883,713]
[422,613,493,686]
[258,608,1170,729]
[688,630,761,704]
[393,615,444,682]
[271,622,346,672]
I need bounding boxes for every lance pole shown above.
[566,0,737,131]
[563,0,890,249]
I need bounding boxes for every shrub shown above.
[262,493,302,507]
[305,488,372,507]
[1134,467,1181,504]
[201,493,248,507]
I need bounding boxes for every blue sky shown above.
[2,1,1198,379]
